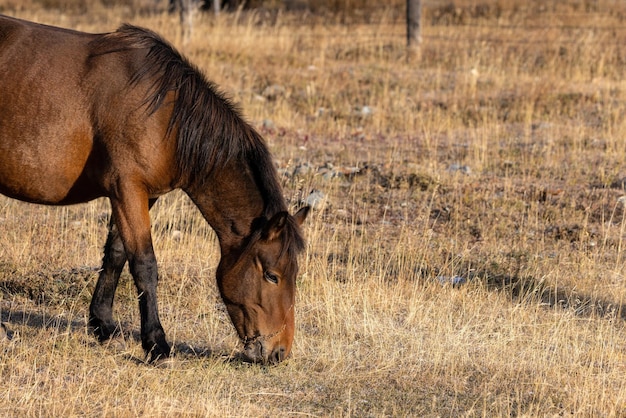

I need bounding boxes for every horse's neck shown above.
[185,162,265,250]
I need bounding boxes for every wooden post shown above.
[406,0,422,49]
[213,0,220,15]
[180,0,196,45]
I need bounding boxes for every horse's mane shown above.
[89,25,305,254]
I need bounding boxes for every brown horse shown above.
[0,15,309,364]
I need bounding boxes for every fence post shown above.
[406,0,422,49]
[180,0,196,45]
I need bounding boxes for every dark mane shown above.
[89,24,304,252]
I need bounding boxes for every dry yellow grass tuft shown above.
[2,2,626,415]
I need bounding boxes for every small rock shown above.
[436,275,467,287]
[338,166,361,177]
[360,105,374,116]
[353,106,374,118]
[305,189,326,210]
[293,162,314,177]
[447,164,471,175]
[262,119,275,130]
[171,230,182,241]
[321,169,338,181]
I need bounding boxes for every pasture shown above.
[1,1,626,415]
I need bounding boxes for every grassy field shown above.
[2,1,626,416]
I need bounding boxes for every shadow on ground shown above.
[472,269,625,321]
[0,300,244,364]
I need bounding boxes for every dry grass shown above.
[2,2,626,416]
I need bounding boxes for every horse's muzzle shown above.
[243,340,289,364]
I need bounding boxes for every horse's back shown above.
[0,15,96,72]
[0,16,176,205]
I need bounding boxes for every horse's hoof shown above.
[144,341,172,364]
[89,318,120,342]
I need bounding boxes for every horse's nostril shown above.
[243,338,289,364]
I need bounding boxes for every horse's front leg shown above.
[110,189,170,362]
[89,199,158,342]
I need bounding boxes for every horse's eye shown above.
[264,271,279,284]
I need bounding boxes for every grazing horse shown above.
[0,15,309,364]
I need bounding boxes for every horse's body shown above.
[0,15,308,364]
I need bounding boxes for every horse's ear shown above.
[293,206,310,226]
[263,207,309,241]
[263,212,289,241]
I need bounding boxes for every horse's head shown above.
[216,207,309,364]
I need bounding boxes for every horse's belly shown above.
[0,130,97,205]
